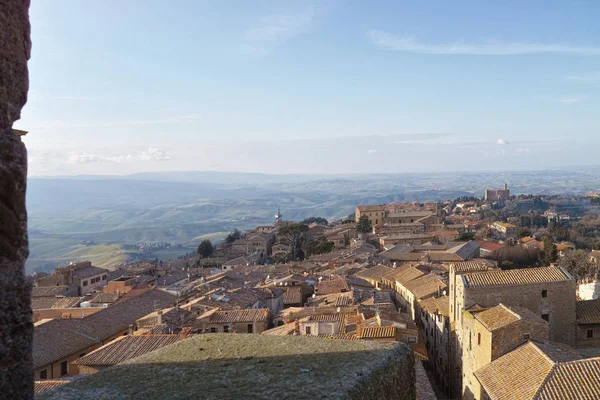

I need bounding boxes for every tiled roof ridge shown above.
[530,340,559,367]
[501,303,524,321]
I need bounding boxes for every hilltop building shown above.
[484,184,510,202]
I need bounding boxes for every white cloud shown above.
[496,139,509,145]
[558,97,583,104]
[367,149,377,154]
[242,11,315,54]
[368,31,600,56]
[67,152,105,164]
[67,148,171,164]
[109,148,171,162]
[516,148,530,154]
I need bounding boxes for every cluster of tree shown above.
[540,235,558,266]
[277,223,309,261]
[489,245,541,270]
[558,249,598,281]
[225,229,243,243]
[457,232,475,241]
[197,239,214,258]
[519,214,548,229]
[303,237,335,257]
[356,216,372,234]
[548,222,571,242]
[301,217,328,226]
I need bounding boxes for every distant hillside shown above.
[26,168,600,273]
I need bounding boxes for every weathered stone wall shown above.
[0,0,33,398]
[464,280,577,346]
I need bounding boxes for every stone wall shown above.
[0,0,33,398]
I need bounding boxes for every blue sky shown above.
[18,0,600,175]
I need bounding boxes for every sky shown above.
[17,0,600,176]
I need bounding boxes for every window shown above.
[39,369,47,380]
[223,325,229,333]
[305,326,311,335]
[210,327,216,333]
[542,290,548,298]
[588,329,594,339]
[247,324,253,333]
[478,333,481,345]
[523,333,531,341]
[60,361,68,377]
[102,275,107,280]
[542,313,550,322]
[82,280,88,286]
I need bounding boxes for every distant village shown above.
[31,184,600,399]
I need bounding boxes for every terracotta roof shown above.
[403,274,447,300]
[315,278,349,295]
[35,380,70,393]
[73,265,108,279]
[355,265,394,281]
[470,304,547,332]
[356,205,385,212]
[32,286,70,297]
[577,299,600,324]
[316,333,360,340]
[31,297,82,310]
[262,323,296,336]
[451,260,495,273]
[283,287,304,305]
[535,358,600,399]
[205,308,270,324]
[74,335,183,366]
[311,291,356,307]
[475,341,591,400]
[33,289,176,369]
[360,326,396,339]
[464,267,572,288]
[476,240,505,252]
[89,292,120,304]
[393,266,425,285]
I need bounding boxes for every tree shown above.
[277,224,309,260]
[303,237,335,257]
[356,215,372,234]
[559,249,596,280]
[301,217,328,226]
[457,232,476,241]
[225,229,242,243]
[540,235,558,266]
[197,239,214,258]
[490,245,541,269]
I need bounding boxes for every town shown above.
[29,185,600,399]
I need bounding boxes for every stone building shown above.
[452,266,576,347]
[36,262,109,296]
[196,308,271,334]
[355,205,386,227]
[576,298,600,348]
[460,304,549,399]
[448,265,576,397]
[484,184,510,202]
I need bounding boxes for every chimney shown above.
[157,310,163,325]
[357,323,363,339]
[128,324,135,335]
[294,319,300,334]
